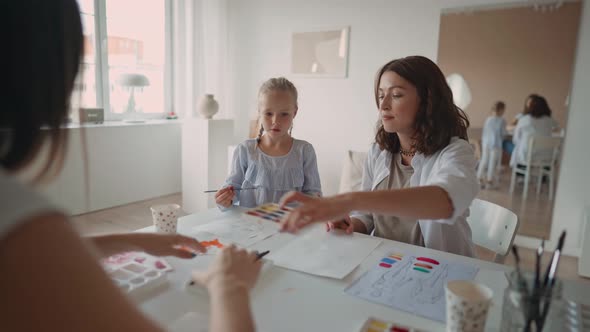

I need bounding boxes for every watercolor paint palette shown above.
[242,203,294,223]
[360,317,428,332]
[102,252,172,296]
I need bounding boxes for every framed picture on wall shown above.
[290,26,350,78]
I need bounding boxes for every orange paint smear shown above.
[201,239,224,248]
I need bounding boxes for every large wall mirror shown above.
[437,1,583,240]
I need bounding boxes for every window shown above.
[74,0,169,120]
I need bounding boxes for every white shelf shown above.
[181,118,234,213]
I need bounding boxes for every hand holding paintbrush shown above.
[211,186,258,208]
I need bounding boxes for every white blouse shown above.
[510,115,558,166]
[350,137,479,257]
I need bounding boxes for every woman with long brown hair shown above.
[0,1,261,331]
[510,94,559,168]
[280,56,479,257]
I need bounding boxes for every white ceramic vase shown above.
[197,94,219,119]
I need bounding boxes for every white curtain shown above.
[170,0,229,118]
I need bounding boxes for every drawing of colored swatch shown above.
[389,253,404,261]
[413,263,433,273]
[416,257,439,265]
[379,257,397,268]
[412,257,438,273]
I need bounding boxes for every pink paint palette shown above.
[102,252,172,296]
[243,203,294,223]
[360,317,428,332]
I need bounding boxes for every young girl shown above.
[215,77,322,208]
[279,56,479,257]
[477,101,507,188]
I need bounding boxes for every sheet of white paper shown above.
[191,216,279,247]
[345,251,479,322]
[267,227,381,279]
[168,312,209,332]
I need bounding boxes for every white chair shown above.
[338,150,367,193]
[509,136,561,200]
[466,199,519,263]
[468,138,481,162]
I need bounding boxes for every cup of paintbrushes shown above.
[501,271,564,332]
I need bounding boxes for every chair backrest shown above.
[339,150,367,193]
[468,138,481,161]
[525,136,561,167]
[466,199,519,263]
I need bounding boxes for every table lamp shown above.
[118,73,150,121]
[446,73,472,110]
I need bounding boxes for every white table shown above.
[137,208,587,332]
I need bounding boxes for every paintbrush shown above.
[511,245,528,291]
[513,245,534,331]
[188,250,270,286]
[526,239,545,331]
[255,250,270,261]
[534,239,544,290]
[537,231,566,330]
[542,231,566,288]
[203,187,258,193]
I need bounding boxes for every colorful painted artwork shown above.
[345,252,479,322]
[243,203,294,223]
[193,211,280,247]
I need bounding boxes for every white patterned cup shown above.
[150,204,181,234]
[445,280,493,332]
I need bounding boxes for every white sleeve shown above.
[424,141,479,223]
[349,145,377,232]
[513,118,526,145]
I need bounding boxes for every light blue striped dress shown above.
[223,138,322,208]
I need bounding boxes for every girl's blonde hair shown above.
[256,77,298,143]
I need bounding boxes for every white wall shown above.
[552,0,590,256]
[227,0,519,196]
[228,0,445,196]
[227,0,590,256]
[35,123,182,215]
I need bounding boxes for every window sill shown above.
[62,119,182,129]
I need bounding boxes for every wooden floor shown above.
[71,192,589,284]
[476,166,554,239]
[71,193,187,236]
